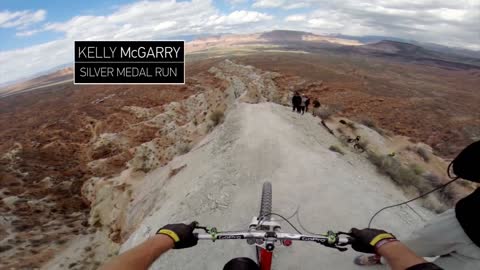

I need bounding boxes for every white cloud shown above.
[252,0,315,9]
[16,29,43,37]
[285,15,306,22]
[283,3,310,10]
[40,1,272,40]
[276,0,480,49]
[0,39,70,81]
[307,18,344,30]
[0,9,46,29]
[207,10,273,25]
[227,0,248,5]
[430,8,467,22]
[252,0,283,8]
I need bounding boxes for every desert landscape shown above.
[1,30,480,269]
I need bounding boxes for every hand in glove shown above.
[157,222,198,249]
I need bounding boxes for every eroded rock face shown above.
[209,60,286,105]
[0,61,224,269]
[0,60,293,269]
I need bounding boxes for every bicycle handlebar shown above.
[194,231,354,251]
[196,231,349,243]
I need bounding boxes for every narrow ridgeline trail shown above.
[122,102,430,270]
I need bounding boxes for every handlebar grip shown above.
[337,236,355,246]
[346,236,355,244]
[194,233,215,240]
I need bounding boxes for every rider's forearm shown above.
[377,241,427,270]
[99,234,174,270]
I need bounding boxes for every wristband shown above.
[375,238,399,251]
[369,233,396,246]
[157,229,180,243]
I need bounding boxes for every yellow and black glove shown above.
[157,222,198,249]
[349,228,397,254]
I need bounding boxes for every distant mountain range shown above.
[340,40,480,68]
[330,33,480,59]
[0,62,72,89]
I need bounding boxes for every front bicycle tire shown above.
[257,182,273,269]
[259,182,272,221]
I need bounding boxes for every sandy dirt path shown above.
[122,102,432,270]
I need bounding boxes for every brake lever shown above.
[195,225,209,233]
[316,240,349,252]
[194,224,219,235]
[337,231,355,246]
[319,231,351,251]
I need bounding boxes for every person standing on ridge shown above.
[312,100,321,116]
[291,92,302,113]
[300,95,307,115]
[305,96,311,113]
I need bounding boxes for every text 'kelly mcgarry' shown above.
[77,46,182,60]
[74,41,185,84]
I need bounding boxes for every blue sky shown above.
[0,0,478,84]
[0,0,134,50]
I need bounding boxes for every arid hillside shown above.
[231,51,480,157]
[0,59,227,269]
[187,31,480,158]
[0,68,73,98]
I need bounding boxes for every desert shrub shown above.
[361,118,385,135]
[346,122,357,130]
[177,143,192,154]
[357,139,369,150]
[367,153,427,189]
[423,172,442,185]
[168,164,187,179]
[209,110,224,126]
[437,184,457,206]
[318,109,334,120]
[130,145,158,173]
[271,92,284,104]
[463,125,480,141]
[421,194,449,214]
[317,106,339,120]
[206,123,214,133]
[361,118,376,128]
[0,245,13,252]
[421,172,458,207]
[426,173,458,203]
[368,154,456,211]
[456,179,476,189]
[410,163,424,175]
[393,165,423,187]
[416,147,431,162]
[329,145,345,155]
[366,152,384,167]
